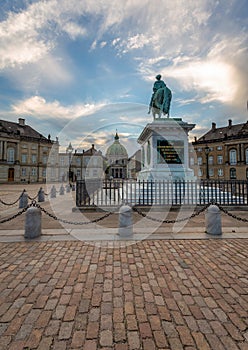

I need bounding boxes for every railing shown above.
[76,179,248,207]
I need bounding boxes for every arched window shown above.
[245,148,248,164]
[208,156,214,165]
[7,148,15,163]
[229,149,237,165]
[230,168,236,179]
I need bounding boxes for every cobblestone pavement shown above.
[0,239,247,350]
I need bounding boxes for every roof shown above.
[0,118,50,142]
[106,133,128,158]
[196,120,248,143]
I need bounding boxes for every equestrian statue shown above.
[148,74,172,119]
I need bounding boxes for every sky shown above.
[0,0,248,155]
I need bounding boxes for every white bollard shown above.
[50,185,57,198]
[119,205,133,238]
[59,184,65,195]
[205,204,222,235]
[19,191,28,208]
[25,207,42,239]
[38,187,45,202]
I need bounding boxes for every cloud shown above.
[11,95,106,119]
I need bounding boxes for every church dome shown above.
[106,132,128,159]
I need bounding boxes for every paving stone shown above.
[0,239,247,349]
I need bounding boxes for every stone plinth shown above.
[137,118,195,181]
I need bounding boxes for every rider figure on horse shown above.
[148,74,172,119]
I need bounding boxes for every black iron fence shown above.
[76,179,248,207]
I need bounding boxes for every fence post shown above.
[119,205,133,238]
[24,207,41,239]
[38,187,45,202]
[19,190,28,208]
[205,204,222,235]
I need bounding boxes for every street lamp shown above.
[204,145,210,180]
[66,142,73,183]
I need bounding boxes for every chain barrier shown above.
[28,193,39,201]
[31,201,114,225]
[133,203,210,224]
[0,191,25,206]
[0,205,30,224]
[216,204,248,223]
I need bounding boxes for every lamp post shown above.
[66,142,73,183]
[204,145,210,180]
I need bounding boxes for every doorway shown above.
[8,168,14,182]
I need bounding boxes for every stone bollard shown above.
[205,204,222,235]
[38,187,45,202]
[24,207,41,239]
[50,185,57,198]
[119,205,133,238]
[59,184,65,195]
[19,190,28,208]
[66,184,71,193]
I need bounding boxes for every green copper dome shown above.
[106,132,128,158]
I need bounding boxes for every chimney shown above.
[228,119,232,128]
[92,144,95,149]
[18,118,25,126]
[212,122,216,130]
[194,136,197,142]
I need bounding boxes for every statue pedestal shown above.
[137,117,196,181]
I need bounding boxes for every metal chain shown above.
[0,206,30,224]
[133,203,210,224]
[0,191,25,206]
[28,193,39,201]
[32,202,113,225]
[216,204,248,222]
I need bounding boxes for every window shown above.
[42,169,46,177]
[197,148,202,152]
[31,168,36,176]
[197,157,202,165]
[7,148,15,163]
[198,169,202,177]
[22,154,27,163]
[246,148,248,164]
[208,156,214,165]
[60,157,65,166]
[217,155,223,164]
[229,149,237,165]
[76,158,81,165]
[218,169,223,177]
[230,168,236,179]
[50,155,55,164]
[43,156,47,164]
[93,169,98,177]
[31,154,37,164]
[217,146,223,151]
[209,168,214,177]
[21,168,26,176]
[76,169,81,177]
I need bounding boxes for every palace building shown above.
[0,118,59,183]
[191,119,248,180]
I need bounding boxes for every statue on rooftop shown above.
[148,74,172,119]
